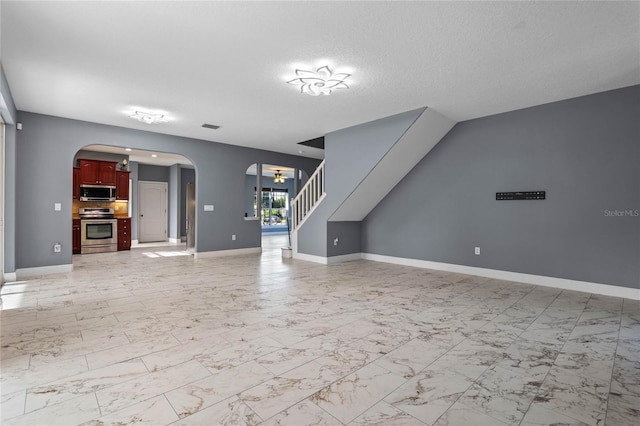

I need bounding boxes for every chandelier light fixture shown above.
[129,110,168,124]
[287,65,351,96]
[274,170,286,184]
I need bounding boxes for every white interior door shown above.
[138,181,167,243]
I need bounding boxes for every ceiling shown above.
[2,2,638,160]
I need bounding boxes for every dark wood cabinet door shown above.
[72,219,81,254]
[116,171,130,200]
[73,168,79,199]
[78,159,117,185]
[118,218,131,250]
[79,160,100,185]
[99,162,117,186]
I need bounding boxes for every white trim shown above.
[16,264,73,279]
[169,238,181,244]
[327,253,363,264]
[4,272,17,282]
[132,239,139,246]
[362,253,639,300]
[291,231,298,254]
[292,251,328,264]
[194,247,261,258]
[291,252,363,265]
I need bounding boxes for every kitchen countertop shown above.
[73,216,130,220]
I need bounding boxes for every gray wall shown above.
[363,86,640,289]
[168,164,180,240]
[1,64,17,273]
[74,150,128,166]
[245,174,258,217]
[138,164,170,182]
[13,112,319,269]
[327,222,361,256]
[298,108,423,257]
[180,167,195,238]
[129,161,139,239]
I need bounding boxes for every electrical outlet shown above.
[232,234,236,241]
[54,243,62,253]
[334,238,339,246]
[54,203,61,211]
[475,247,480,255]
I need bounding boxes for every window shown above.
[262,188,288,226]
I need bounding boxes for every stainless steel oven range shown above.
[79,207,118,254]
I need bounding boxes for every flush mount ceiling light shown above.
[274,170,286,184]
[287,65,350,96]
[129,110,168,124]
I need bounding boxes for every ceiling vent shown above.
[201,123,220,130]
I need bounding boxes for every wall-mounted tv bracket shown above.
[496,191,546,200]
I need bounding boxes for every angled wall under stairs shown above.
[294,107,455,260]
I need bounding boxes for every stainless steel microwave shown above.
[79,185,116,201]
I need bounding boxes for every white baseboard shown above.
[132,240,139,246]
[328,253,363,265]
[169,238,181,244]
[194,247,261,258]
[292,251,329,264]
[15,264,73,279]
[362,253,639,300]
[4,272,17,282]
[292,252,363,265]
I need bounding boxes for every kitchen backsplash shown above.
[72,200,129,217]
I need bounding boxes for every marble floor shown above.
[1,235,638,425]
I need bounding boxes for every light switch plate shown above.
[204,205,214,211]
[54,203,62,211]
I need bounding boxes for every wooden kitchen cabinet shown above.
[78,159,117,186]
[117,217,131,251]
[72,219,81,254]
[73,168,79,199]
[116,171,130,200]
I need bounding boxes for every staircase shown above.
[290,160,325,230]
[291,107,456,261]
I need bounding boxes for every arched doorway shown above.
[245,163,309,254]
[72,145,194,258]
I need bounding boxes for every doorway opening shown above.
[72,145,194,259]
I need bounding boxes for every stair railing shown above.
[290,160,325,230]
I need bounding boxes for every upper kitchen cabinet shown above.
[116,171,130,200]
[79,159,117,186]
